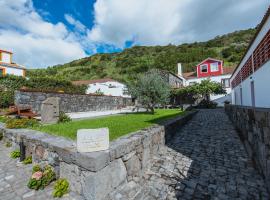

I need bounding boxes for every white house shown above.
[72,78,130,97]
[231,7,270,108]
[0,49,26,77]
[178,58,234,105]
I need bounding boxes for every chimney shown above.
[177,63,182,77]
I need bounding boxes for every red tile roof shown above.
[0,49,13,54]
[72,78,118,85]
[0,62,26,69]
[222,67,235,75]
[182,66,235,79]
[182,72,197,79]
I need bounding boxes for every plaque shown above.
[77,128,109,153]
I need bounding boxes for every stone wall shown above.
[15,90,133,114]
[225,104,270,191]
[0,111,197,200]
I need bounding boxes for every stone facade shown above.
[0,111,197,200]
[225,104,270,192]
[158,70,183,88]
[15,90,133,114]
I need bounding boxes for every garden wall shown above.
[15,90,133,114]
[225,104,270,191]
[0,111,197,200]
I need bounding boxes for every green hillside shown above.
[28,28,256,83]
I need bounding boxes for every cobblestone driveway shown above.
[143,109,269,200]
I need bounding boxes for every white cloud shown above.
[65,14,86,33]
[88,0,269,48]
[0,0,86,68]
[1,0,269,68]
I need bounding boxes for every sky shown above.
[0,0,269,69]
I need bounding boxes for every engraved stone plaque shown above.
[77,128,109,153]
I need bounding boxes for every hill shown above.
[28,28,256,83]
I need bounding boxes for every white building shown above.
[72,78,130,97]
[0,49,26,77]
[231,7,270,108]
[178,58,234,105]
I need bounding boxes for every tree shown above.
[129,69,171,114]
[196,79,226,100]
[175,79,226,103]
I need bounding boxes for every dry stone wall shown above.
[15,90,133,114]
[225,104,270,192]
[0,111,197,200]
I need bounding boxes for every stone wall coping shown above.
[226,104,270,112]
[0,110,197,172]
[17,90,131,99]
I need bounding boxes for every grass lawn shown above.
[34,109,185,141]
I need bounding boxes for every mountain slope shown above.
[28,28,256,83]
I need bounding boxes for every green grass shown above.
[0,115,7,123]
[34,109,184,141]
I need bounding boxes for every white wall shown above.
[185,74,232,101]
[231,14,270,108]
[1,66,25,76]
[1,52,11,64]
[232,60,270,107]
[87,81,130,97]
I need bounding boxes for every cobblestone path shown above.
[143,109,269,200]
[0,143,82,200]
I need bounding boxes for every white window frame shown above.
[200,64,208,73]
[210,62,219,72]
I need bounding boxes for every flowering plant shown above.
[27,164,56,190]
[32,171,43,180]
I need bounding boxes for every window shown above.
[200,64,208,73]
[210,62,219,72]
[221,78,230,88]
[108,84,116,88]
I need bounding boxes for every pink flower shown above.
[32,171,43,180]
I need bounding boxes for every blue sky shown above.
[33,0,95,29]
[0,0,269,68]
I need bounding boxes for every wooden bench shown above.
[6,106,37,119]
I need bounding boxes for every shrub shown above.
[28,165,56,190]
[0,91,14,108]
[25,77,87,94]
[0,75,87,108]
[94,89,104,95]
[224,100,230,105]
[10,150,20,159]
[23,156,32,165]
[197,99,218,109]
[32,164,42,173]
[5,141,12,147]
[58,112,71,123]
[0,115,9,123]
[6,118,39,129]
[53,178,69,198]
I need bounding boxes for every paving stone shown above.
[0,142,83,200]
[142,109,270,200]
